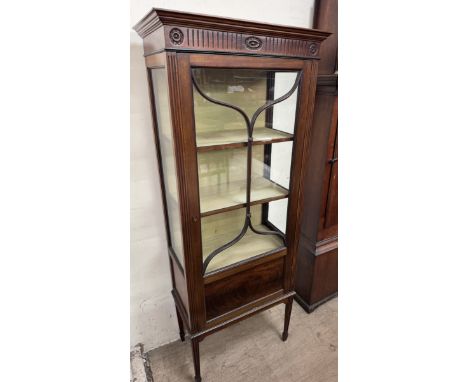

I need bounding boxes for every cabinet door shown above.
[324,128,338,228]
[188,56,309,276]
[318,95,338,241]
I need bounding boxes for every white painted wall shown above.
[130,0,316,352]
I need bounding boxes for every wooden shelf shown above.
[202,224,285,273]
[199,177,288,217]
[197,127,293,152]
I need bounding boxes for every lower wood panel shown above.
[294,238,315,301]
[204,257,284,320]
[311,248,338,303]
[294,239,337,313]
[172,258,190,315]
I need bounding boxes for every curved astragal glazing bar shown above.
[192,71,302,275]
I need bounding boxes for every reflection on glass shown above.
[151,68,184,268]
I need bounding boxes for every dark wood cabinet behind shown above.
[294,0,338,313]
[294,75,338,312]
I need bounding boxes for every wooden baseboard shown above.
[294,292,338,314]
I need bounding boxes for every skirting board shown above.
[130,344,154,382]
[294,292,338,314]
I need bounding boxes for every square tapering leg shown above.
[191,338,202,382]
[282,298,293,341]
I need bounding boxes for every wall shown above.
[130,0,316,352]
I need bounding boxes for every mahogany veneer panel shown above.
[171,256,190,313]
[205,257,284,320]
[311,248,337,302]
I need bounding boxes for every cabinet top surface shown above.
[133,8,331,41]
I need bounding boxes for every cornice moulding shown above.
[134,8,331,41]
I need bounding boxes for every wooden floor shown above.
[148,298,338,382]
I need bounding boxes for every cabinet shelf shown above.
[202,224,285,274]
[199,177,288,217]
[196,127,293,152]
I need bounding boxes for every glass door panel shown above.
[197,147,247,215]
[191,67,301,275]
[193,68,299,149]
[201,205,285,273]
[198,145,289,216]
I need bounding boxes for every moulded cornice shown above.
[133,8,331,41]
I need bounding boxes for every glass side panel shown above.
[269,141,293,189]
[263,141,293,233]
[151,68,184,268]
[264,198,289,235]
[263,71,299,134]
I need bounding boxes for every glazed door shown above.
[187,55,314,279]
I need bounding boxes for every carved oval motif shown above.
[309,42,319,55]
[245,36,263,50]
[169,28,184,45]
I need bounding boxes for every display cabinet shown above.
[134,9,330,381]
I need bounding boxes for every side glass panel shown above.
[192,68,300,274]
[151,68,184,268]
[262,141,293,233]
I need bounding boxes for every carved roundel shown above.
[309,42,319,55]
[169,28,184,45]
[245,36,263,50]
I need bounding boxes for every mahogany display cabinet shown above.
[134,8,330,381]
